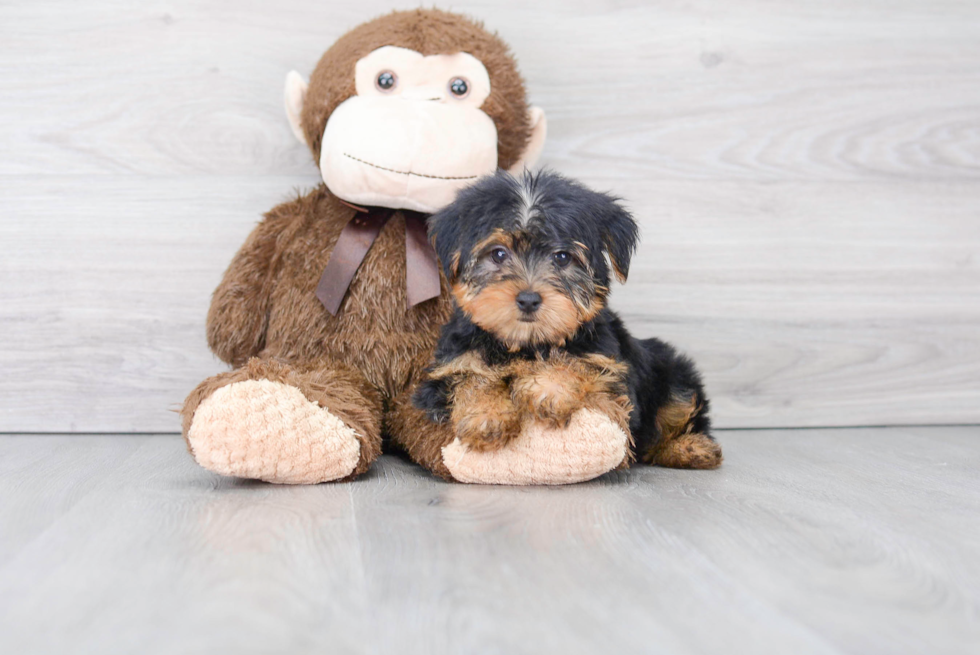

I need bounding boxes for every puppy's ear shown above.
[428,171,522,284]
[427,205,465,284]
[597,197,639,283]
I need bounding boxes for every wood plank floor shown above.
[1,427,977,655]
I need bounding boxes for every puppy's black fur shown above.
[414,170,718,465]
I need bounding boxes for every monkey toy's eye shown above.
[376,71,397,92]
[553,251,572,268]
[490,247,509,264]
[449,77,470,98]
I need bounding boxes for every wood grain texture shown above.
[1,0,979,430]
[1,428,978,654]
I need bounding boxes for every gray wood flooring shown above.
[1,427,978,655]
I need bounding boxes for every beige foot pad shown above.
[442,409,628,485]
[187,379,361,484]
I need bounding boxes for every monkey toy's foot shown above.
[441,409,629,485]
[186,379,362,484]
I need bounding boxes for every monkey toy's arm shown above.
[206,204,298,367]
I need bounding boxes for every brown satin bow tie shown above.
[315,206,442,316]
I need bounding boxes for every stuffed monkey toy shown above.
[182,8,697,484]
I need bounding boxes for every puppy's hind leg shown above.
[647,392,722,469]
[638,339,723,470]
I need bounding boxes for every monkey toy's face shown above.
[319,47,498,213]
[284,11,547,215]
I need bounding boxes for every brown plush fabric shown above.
[222,189,449,394]
[386,378,457,480]
[301,8,532,170]
[183,185,452,477]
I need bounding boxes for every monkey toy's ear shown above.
[507,106,547,175]
[598,197,639,284]
[284,70,309,145]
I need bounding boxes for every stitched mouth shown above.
[343,153,479,181]
[518,316,536,323]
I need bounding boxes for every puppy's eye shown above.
[553,251,572,268]
[490,247,509,264]
[449,77,470,98]
[376,71,397,92]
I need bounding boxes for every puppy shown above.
[413,171,722,470]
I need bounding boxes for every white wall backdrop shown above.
[1,0,978,432]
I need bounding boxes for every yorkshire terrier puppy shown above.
[413,171,722,470]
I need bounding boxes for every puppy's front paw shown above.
[450,377,521,452]
[510,365,587,427]
[412,377,451,424]
[452,401,521,452]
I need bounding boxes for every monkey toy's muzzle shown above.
[319,96,499,213]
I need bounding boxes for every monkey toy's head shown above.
[284,9,547,214]
[428,170,639,349]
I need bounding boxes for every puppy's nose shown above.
[516,290,542,314]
